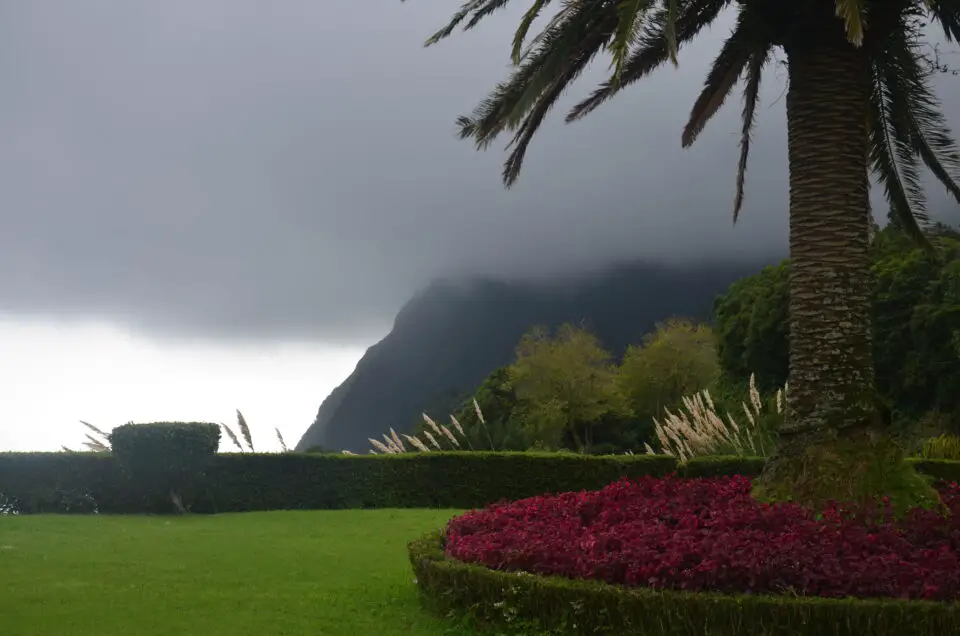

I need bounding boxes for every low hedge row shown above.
[676,455,766,478]
[906,458,960,483]
[408,531,960,636]
[675,456,960,481]
[0,452,143,514]
[0,451,676,514]
[3,452,957,515]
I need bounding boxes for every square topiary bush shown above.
[109,422,220,513]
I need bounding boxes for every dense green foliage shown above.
[1,510,470,636]
[618,319,720,427]
[715,226,960,430]
[0,451,675,514]
[508,324,630,450]
[409,531,960,636]
[714,262,790,394]
[461,321,726,455]
[413,321,715,456]
[109,422,221,512]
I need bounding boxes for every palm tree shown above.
[407,0,960,510]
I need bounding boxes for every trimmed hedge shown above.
[110,422,221,512]
[676,455,766,478]
[110,422,221,470]
[409,531,960,636]
[906,458,960,484]
[0,452,158,513]
[0,451,676,514]
[675,456,960,482]
[2,451,956,515]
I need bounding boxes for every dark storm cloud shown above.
[0,1,956,342]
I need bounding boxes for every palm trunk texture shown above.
[753,20,938,512]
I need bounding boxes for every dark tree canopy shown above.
[714,225,960,425]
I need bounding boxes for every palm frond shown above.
[870,16,960,247]
[566,0,730,122]
[419,0,512,46]
[869,58,929,247]
[665,0,680,64]
[912,112,960,204]
[501,24,616,185]
[681,10,762,148]
[835,0,867,47]
[893,26,960,203]
[609,0,657,81]
[457,1,608,149]
[515,5,572,62]
[924,0,960,42]
[733,46,771,223]
[458,2,621,185]
[512,0,554,63]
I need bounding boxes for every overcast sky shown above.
[1,2,957,450]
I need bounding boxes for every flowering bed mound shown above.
[445,475,960,602]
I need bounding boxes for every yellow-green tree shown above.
[618,318,720,424]
[509,324,628,451]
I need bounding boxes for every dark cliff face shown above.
[295,259,776,453]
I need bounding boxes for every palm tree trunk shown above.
[753,26,937,511]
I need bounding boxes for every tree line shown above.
[420,225,959,456]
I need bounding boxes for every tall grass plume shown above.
[649,374,784,462]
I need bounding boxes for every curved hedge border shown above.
[409,531,960,636]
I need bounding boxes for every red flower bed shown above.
[445,475,960,601]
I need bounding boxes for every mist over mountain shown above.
[296,258,777,452]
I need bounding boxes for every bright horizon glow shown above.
[0,318,366,452]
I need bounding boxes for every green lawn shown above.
[0,509,477,636]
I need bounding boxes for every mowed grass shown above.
[0,509,475,636]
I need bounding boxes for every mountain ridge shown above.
[296,258,779,452]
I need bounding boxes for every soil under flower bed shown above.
[444,475,960,602]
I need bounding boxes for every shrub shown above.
[677,455,765,478]
[409,531,960,636]
[202,452,677,511]
[0,451,676,514]
[617,318,721,426]
[444,475,960,601]
[2,450,957,515]
[907,458,960,484]
[0,452,145,514]
[109,422,220,512]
